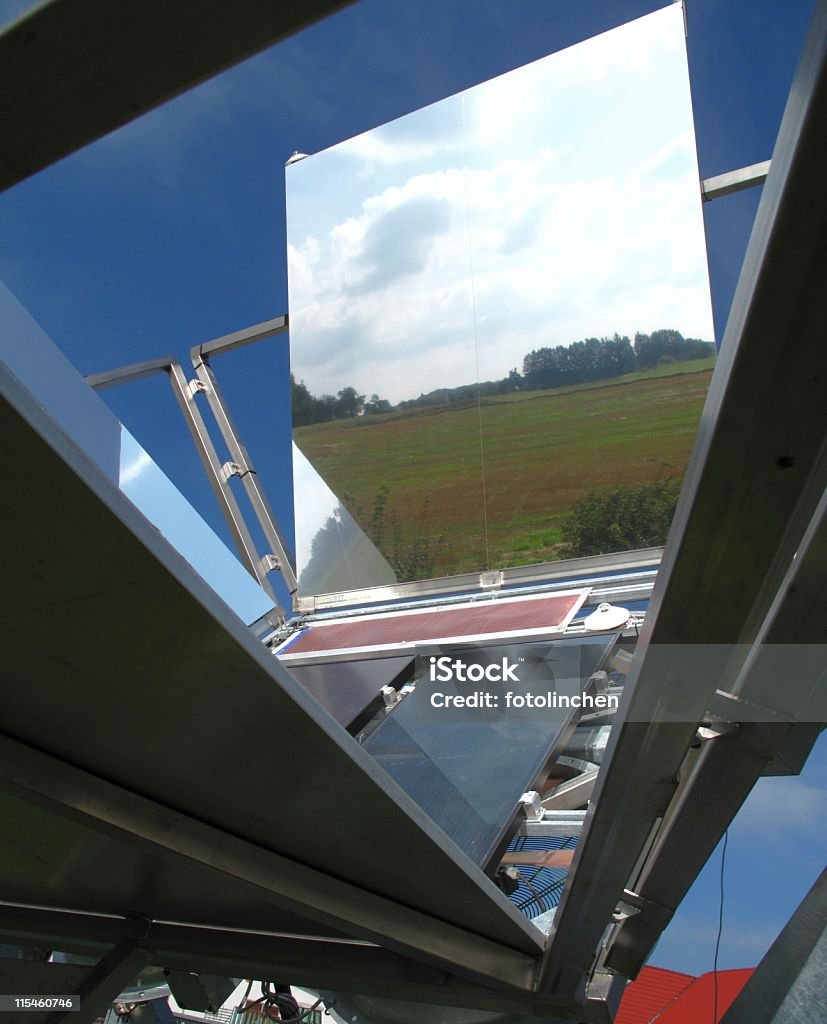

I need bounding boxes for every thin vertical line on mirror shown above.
[461,93,491,571]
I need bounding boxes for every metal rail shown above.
[87,354,291,607]
[190,319,298,598]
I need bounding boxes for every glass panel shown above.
[292,443,397,595]
[363,635,616,866]
[467,6,715,568]
[286,4,714,596]
[286,93,486,590]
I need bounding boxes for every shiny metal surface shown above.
[286,4,713,594]
[1,285,273,624]
[88,355,275,601]
[720,868,827,1024]
[296,548,662,613]
[0,337,550,997]
[191,345,299,598]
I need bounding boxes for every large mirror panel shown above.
[287,96,487,591]
[465,5,716,568]
[286,4,715,597]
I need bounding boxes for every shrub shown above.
[560,479,680,557]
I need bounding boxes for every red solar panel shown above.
[278,590,589,659]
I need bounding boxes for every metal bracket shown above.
[614,889,673,931]
[518,810,586,838]
[519,791,544,821]
[702,159,771,201]
[695,721,737,743]
[189,378,208,396]
[707,688,794,725]
[260,553,282,573]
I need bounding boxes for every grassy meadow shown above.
[295,358,715,577]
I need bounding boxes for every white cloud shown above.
[286,4,712,405]
[732,779,827,839]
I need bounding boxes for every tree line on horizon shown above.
[291,328,714,427]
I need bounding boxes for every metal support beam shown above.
[540,0,827,994]
[702,160,771,201]
[87,357,282,605]
[0,734,540,995]
[721,868,827,1024]
[603,403,827,977]
[0,905,594,1019]
[196,316,288,359]
[542,770,600,811]
[519,811,587,838]
[0,0,355,192]
[48,931,153,1024]
[190,339,298,597]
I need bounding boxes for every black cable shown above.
[712,828,728,1023]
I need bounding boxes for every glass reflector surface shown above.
[286,4,714,598]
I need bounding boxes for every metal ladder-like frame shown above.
[86,316,297,612]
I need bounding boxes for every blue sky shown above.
[1,0,822,981]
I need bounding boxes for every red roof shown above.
[615,966,694,1024]
[616,966,754,1024]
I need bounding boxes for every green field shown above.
[295,358,715,577]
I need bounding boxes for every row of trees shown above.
[522,333,636,390]
[522,330,713,390]
[292,329,713,426]
[291,378,392,427]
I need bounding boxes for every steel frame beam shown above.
[702,160,771,201]
[0,0,355,192]
[539,1,827,993]
[0,906,598,1020]
[606,454,827,975]
[49,932,153,1024]
[87,356,282,606]
[720,868,827,1024]
[299,549,662,614]
[190,322,298,598]
[0,733,540,996]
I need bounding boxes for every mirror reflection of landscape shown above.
[286,5,715,595]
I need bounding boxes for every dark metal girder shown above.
[0,0,355,191]
[0,733,539,994]
[0,906,595,1019]
[51,931,153,1024]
